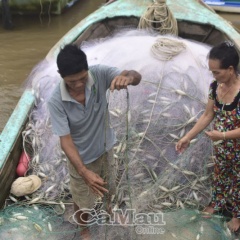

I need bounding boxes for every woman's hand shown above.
[205,130,224,141]
[175,136,190,153]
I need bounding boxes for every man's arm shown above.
[110,70,141,91]
[60,134,108,197]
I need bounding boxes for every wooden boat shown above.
[0,0,79,15]
[0,0,240,209]
[203,0,240,13]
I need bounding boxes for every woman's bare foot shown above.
[203,206,215,214]
[201,206,215,218]
[227,218,240,232]
[202,206,215,214]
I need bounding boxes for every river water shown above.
[0,0,239,132]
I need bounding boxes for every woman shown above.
[176,41,240,231]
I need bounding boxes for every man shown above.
[48,44,141,239]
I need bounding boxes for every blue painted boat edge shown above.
[0,90,35,169]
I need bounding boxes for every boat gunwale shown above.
[46,0,240,59]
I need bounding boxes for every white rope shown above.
[138,0,178,35]
[151,37,186,61]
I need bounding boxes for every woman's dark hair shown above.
[57,44,88,78]
[209,41,239,72]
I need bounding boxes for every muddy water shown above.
[0,1,239,132]
[0,0,104,132]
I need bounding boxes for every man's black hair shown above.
[57,44,89,78]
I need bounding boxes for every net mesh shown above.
[2,29,237,239]
[0,204,233,240]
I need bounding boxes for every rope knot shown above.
[138,0,178,35]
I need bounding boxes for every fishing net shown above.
[0,203,79,240]
[0,203,234,240]
[81,28,214,210]
[2,28,237,239]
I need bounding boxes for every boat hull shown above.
[0,91,34,208]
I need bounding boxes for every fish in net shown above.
[0,204,234,239]
[2,29,237,239]
[81,29,214,212]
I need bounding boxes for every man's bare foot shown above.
[113,211,129,226]
[106,206,128,227]
[80,228,91,240]
[227,218,240,232]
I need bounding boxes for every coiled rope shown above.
[151,37,186,61]
[138,0,178,35]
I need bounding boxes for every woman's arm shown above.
[205,126,240,141]
[176,98,215,153]
[185,99,215,140]
[224,128,240,140]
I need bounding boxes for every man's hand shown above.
[81,169,108,197]
[110,75,133,91]
[60,135,109,197]
[109,69,141,91]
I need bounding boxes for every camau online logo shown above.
[77,208,166,226]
